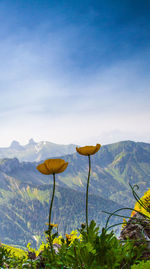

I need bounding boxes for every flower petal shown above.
[76,144,101,156]
[93,144,101,154]
[56,162,68,174]
[36,163,51,175]
[131,188,150,219]
[44,159,65,174]
[65,234,72,240]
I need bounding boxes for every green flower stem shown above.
[86,155,91,233]
[48,173,56,256]
[103,207,150,230]
[49,173,56,228]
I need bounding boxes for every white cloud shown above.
[0,14,150,147]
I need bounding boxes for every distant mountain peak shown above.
[1,140,77,161]
[10,140,23,150]
[28,138,36,145]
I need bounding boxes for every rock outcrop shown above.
[119,212,150,259]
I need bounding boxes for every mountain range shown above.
[0,139,77,162]
[0,140,149,248]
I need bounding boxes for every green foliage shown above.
[28,221,148,268]
[131,260,150,269]
[0,220,148,268]
[0,244,38,268]
[0,245,28,268]
[0,245,11,267]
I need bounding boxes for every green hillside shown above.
[58,141,150,205]
[0,140,149,248]
[0,181,122,248]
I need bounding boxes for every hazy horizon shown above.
[1,133,150,148]
[0,0,150,147]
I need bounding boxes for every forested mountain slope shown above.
[0,181,122,248]
[0,140,149,247]
[1,141,149,205]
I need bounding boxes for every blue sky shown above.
[0,0,150,146]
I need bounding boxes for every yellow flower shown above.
[131,188,150,219]
[121,218,127,230]
[76,144,101,156]
[65,234,72,241]
[65,231,81,245]
[45,223,58,228]
[37,159,68,175]
[53,235,63,245]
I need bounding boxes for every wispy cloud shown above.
[0,0,150,146]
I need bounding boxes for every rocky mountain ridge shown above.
[0,140,150,204]
[0,139,77,162]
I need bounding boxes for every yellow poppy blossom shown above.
[37,158,68,175]
[76,144,101,156]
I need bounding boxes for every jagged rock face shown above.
[119,212,150,259]
[119,212,150,243]
[0,140,77,162]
